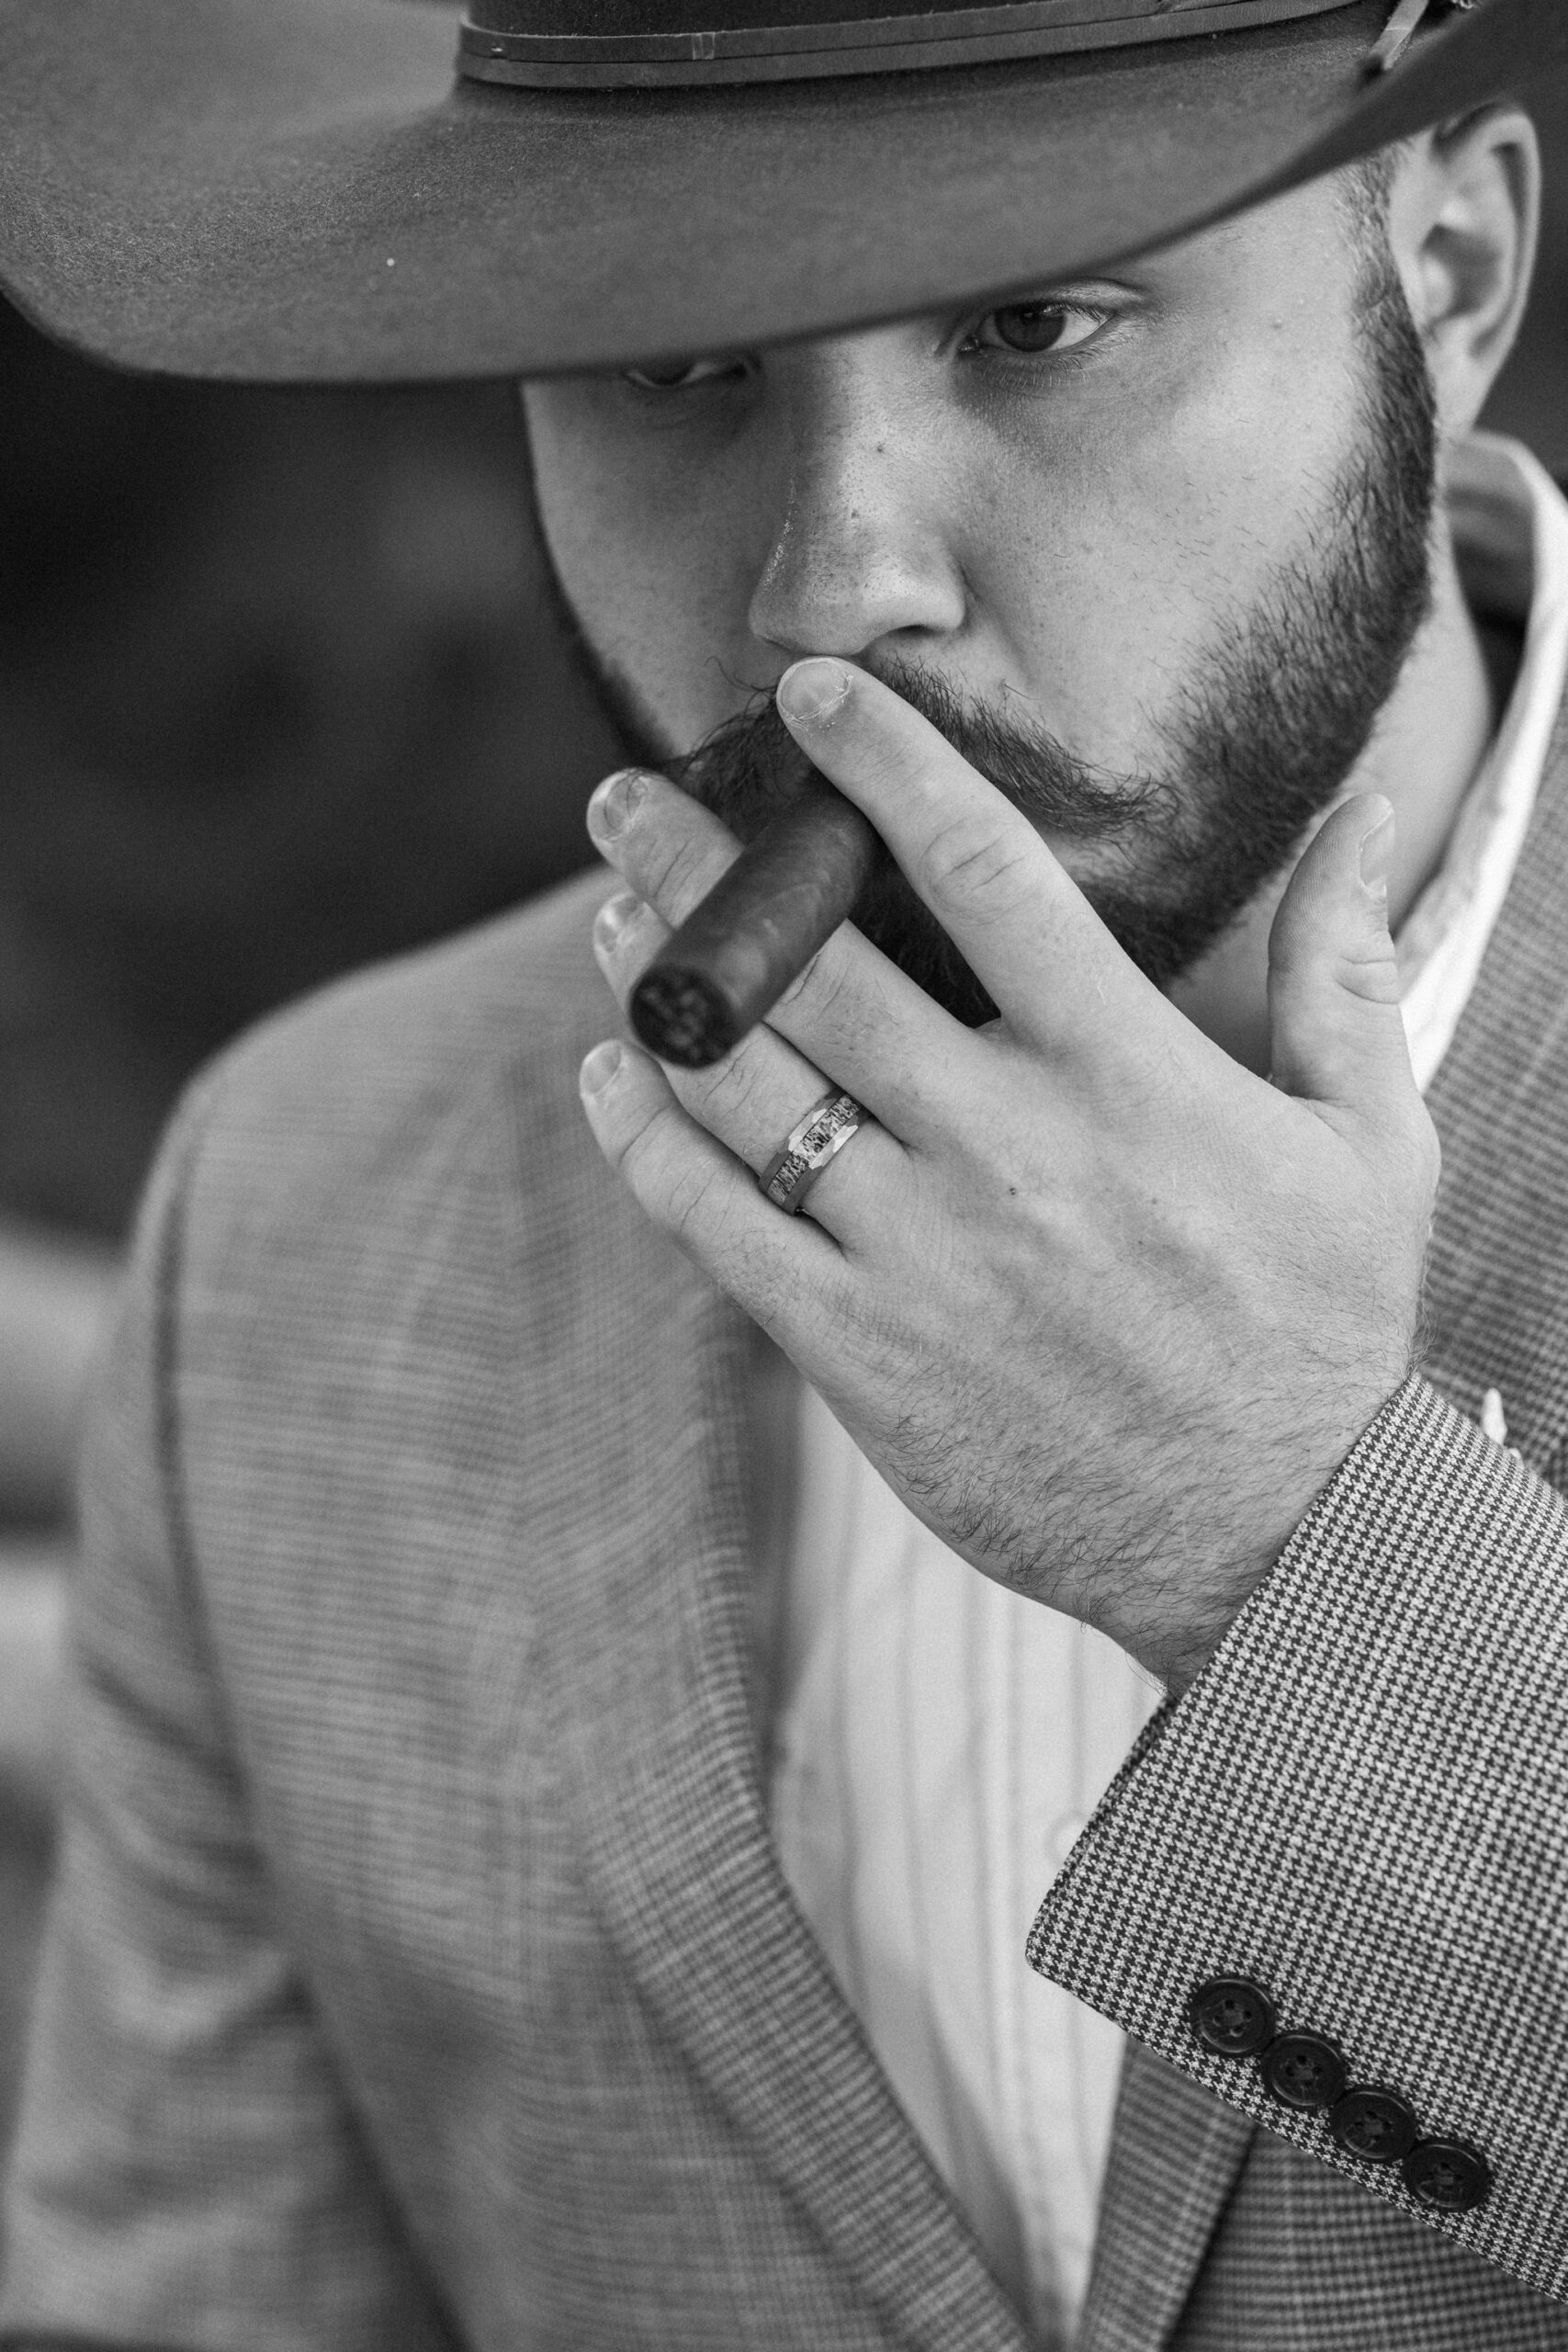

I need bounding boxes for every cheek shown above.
[969,306,1361,773]
[525,389,767,751]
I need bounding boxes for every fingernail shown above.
[580,1040,624,1097]
[776,660,852,726]
[593,889,640,953]
[1359,803,1396,895]
[587,768,649,842]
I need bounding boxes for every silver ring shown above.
[759,1091,870,1215]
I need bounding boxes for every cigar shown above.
[629,772,880,1069]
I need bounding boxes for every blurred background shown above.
[0,306,626,2196]
[1,66,1566,2240]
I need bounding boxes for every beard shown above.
[543,242,1437,1021]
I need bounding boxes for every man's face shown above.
[525,167,1434,1009]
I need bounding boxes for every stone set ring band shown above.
[759,1090,871,1216]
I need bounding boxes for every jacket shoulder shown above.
[209,865,607,1127]
[175,866,612,1236]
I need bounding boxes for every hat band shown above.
[458,0,1365,87]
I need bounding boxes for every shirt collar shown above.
[1397,432,1568,1094]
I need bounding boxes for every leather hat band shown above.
[458,0,1388,87]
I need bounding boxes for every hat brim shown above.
[0,0,1560,384]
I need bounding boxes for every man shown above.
[2,0,1567,2343]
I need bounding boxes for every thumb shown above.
[1267,795,1415,1115]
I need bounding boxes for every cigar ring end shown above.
[630,964,739,1069]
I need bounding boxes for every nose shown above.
[746,332,968,665]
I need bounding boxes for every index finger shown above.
[774,658,1159,1052]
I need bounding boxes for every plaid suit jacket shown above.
[5,712,1568,2349]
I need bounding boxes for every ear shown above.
[1385,106,1541,435]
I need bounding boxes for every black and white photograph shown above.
[2,0,1568,2343]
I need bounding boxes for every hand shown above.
[579,659,1438,1690]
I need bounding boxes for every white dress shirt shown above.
[767,435,1568,2347]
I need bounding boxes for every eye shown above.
[622,353,743,391]
[968,300,1105,357]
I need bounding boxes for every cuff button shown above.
[1190,1976,1277,2058]
[1403,2138,1492,2213]
[1329,2086,1419,2164]
[1260,2030,1347,2112]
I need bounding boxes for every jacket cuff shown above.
[1027,1374,1568,2299]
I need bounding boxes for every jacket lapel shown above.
[1421,686,1568,1450]
[506,1013,1031,2352]
[1076,2045,1254,2352]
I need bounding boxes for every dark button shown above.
[1260,2030,1348,2112]
[1403,2137,1492,2213]
[1329,2086,1419,2164]
[1190,1976,1277,2059]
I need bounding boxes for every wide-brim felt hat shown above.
[0,0,1561,384]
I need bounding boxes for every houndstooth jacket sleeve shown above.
[1027,1374,1568,2302]
[1032,686,1568,2309]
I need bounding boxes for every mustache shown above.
[672,659,1169,851]
[667,661,1197,1024]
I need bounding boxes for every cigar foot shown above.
[630,967,739,1069]
[625,770,880,1069]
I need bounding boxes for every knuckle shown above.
[1335,934,1402,1006]
[663,1159,728,1248]
[616,1101,688,1192]
[773,945,827,1013]
[606,905,666,984]
[683,1040,774,1131]
[920,811,1035,918]
[616,782,732,914]
[641,1146,739,1259]
[779,945,857,1033]
[642,830,728,917]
